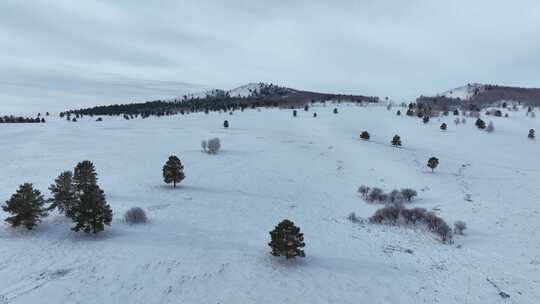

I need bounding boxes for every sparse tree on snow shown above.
[440,123,447,130]
[269,219,305,259]
[162,155,185,187]
[391,135,402,147]
[427,157,439,172]
[73,160,98,192]
[71,184,112,233]
[360,131,370,140]
[528,128,535,139]
[49,171,77,217]
[3,183,48,230]
[454,221,467,235]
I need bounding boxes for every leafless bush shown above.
[400,188,417,202]
[207,137,221,154]
[369,205,453,243]
[347,212,361,224]
[358,185,370,197]
[124,207,147,224]
[389,189,404,203]
[454,221,467,235]
[366,187,386,203]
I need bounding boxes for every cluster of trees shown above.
[358,131,401,147]
[369,204,455,242]
[59,82,378,120]
[2,161,112,233]
[358,186,418,204]
[0,116,45,123]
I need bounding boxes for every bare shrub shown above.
[367,187,386,203]
[369,204,403,224]
[400,188,417,202]
[389,189,404,203]
[207,137,221,154]
[369,205,453,243]
[124,207,147,224]
[454,221,467,235]
[358,185,370,197]
[201,140,207,152]
[347,212,361,224]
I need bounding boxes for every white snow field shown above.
[1,104,539,304]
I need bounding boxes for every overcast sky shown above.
[1,0,540,112]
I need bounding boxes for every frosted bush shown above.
[454,221,467,235]
[207,137,221,154]
[124,207,147,224]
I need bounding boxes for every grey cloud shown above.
[1,0,539,113]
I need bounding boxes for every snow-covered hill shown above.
[1,104,539,303]
[437,83,485,100]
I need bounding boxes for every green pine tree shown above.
[163,155,185,187]
[49,171,78,216]
[71,184,112,233]
[269,219,305,259]
[73,160,98,192]
[3,183,48,230]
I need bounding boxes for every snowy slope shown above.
[438,83,485,100]
[0,104,539,303]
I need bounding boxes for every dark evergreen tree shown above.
[293,110,297,117]
[313,112,317,118]
[223,120,229,128]
[269,219,305,259]
[49,171,77,216]
[162,155,185,187]
[396,110,401,116]
[475,118,486,129]
[391,135,402,147]
[2,183,48,230]
[304,105,309,111]
[427,157,439,172]
[423,116,430,124]
[73,160,98,192]
[71,184,112,234]
[360,131,370,140]
[406,109,414,116]
[333,108,338,114]
[440,123,447,130]
[453,109,459,115]
[529,128,535,139]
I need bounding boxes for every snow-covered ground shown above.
[438,84,485,100]
[0,104,539,303]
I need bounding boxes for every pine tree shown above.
[440,123,447,130]
[269,219,305,259]
[163,155,185,187]
[475,118,486,129]
[73,160,98,192]
[427,157,439,172]
[293,110,297,117]
[396,110,401,116]
[223,120,229,128]
[423,116,430,124]
[313,112,317,118]
[2,183,48,230]
[360,131,370,140]
[333,108,338,114]
[529,129,535,139]
[453,109,459,115]
[71,184,112,234]
[49,171,77,217]
[391,135,402,147]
